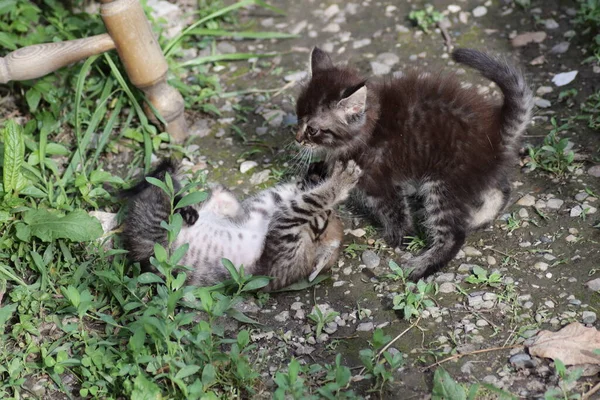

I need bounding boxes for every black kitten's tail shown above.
[452,48,533,155]
[121,160,179,263]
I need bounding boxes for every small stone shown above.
[333,281,346,287]
[190,119,212,137]
[262,109,286,127]
[476,319,489,327]
[588,166,600,177]
[216,41,237,54]
[361,250,380,269]
[511,31,547,47]
[570,206,583,217]
[550,42,570,54]
[352,39,371,49]
[370,61,391,76]
[323,23,340,33]
[459,11,469,24]
[534,98,551,108]
[518,208,529,218]
[487,256,496,265]
[569,298,582,306]
[519,241,532,248]
[307,336,316,345]
[290,302,303,311]
[317,333,329,343]
[439,282,456,293]
[463,246,482,257]
[517,194,535,206]
[552,71,578,87]
[546,199,564,209]
[534,262,549,271]
[274,311,289,322]
[240,161,258,174]
[536,86,554,96]
[585,205,597,214]
[468,295,484,307]
[448,4,461,13]
[324,322,338,334]
[544,19,559,29]
[458,264,476,273]
[323,4,340,19]
[585,278,600,292]
[472,6,487,17]
[345,228,366,238]
[510,353,534,369]
[483,293,497,302]
[435,273,456,283]
[356,322,374,332]
[376,52,400,67]
[530,55,546,65]
[545,300,555,308]
[249,170,270,185]
[255,127,268,136]
[575,192,589,201]
[566,235,578,243]
[284,71,307,82]
[583,311,597,324]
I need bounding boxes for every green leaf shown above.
[25,88,41,112]
[21,209,103,242]
[240,276,270,292]
[472,265,487,278]
[175,191,208,210]
[131,373,162,400]
[271,274,329,292]
[201,364,216,388]
[2,119,26,194]
[153,243,168,263]
[170,243,189,265]
[0,303,17,334]
[176,365,201,380]
[221,258,239,281]
[137,272,165,285]
[432,368,466,400]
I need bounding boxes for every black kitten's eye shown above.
[306,126,319,136]
[321,129,333,134]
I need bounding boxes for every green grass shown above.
[527,117,578,176]
[575,0,600,62]
[408,5,443,33]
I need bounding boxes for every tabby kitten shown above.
[295,48,533,281]
[122,160,362,291]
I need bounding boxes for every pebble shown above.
[352,39,371,49]
[323,23,340,33]
[550,42,570,54]
[518,208,529,218]
[448,4,461,13]
[487,256,496,265]
[544,19,559,29]
[586,278,600,292]
[510,353,535,369]
[216,41,237,54]
[517,194,535,206]
[240,161,258,174]
[458,264,476,272]
[376,52,400,66]
[439,282,456,293]
[536,86,554,96]
[274,311,289,322]
[262,109,286,127]
[588,165,600,177]
[511,31,546,47]
[255,127,268,136]
[468,295,484,307]
[546,198,564,209]
[472,6,487,17]
[545,300,555,308]
[435,273,456,283]
[534,98,551,108]
[283,71,307,82]
[361,250,380,269]
[370,61,391,76]
[566,235,578,243]
[552,71,578,87]
[250,170,270,185]
[356,322,374,332]
[323,4,340,19]
[583,311,597,324]
[476,319,489,327]
[463,246,482,257]
[575,192,589,201]
[570,206,583,217]
[534,262,549,271]
[483,293,497,302]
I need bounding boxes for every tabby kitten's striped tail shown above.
[452,48,533,155]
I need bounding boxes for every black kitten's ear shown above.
[338,84,367,117]
[309,47,333,76]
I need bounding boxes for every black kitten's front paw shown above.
[178,206,199,226]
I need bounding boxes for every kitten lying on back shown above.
[294,48,533,281]
[122,160,362,291]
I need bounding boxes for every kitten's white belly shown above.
[174,216,268,270]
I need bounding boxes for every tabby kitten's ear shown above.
[337,83,367,118]
[309,47,333,76]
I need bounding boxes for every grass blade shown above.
[180,52,279,68]
[185,29,298,40]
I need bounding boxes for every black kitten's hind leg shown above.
[176,205,199,226]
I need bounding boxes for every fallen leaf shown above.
[511,31,547,47]
[528,322,600,365]
[344,228,366,238]
[552,70,578,87]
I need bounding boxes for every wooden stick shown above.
[0,34,115,84]
[422,344,521,371]
[583,381,600,400]
[100,0,187,141]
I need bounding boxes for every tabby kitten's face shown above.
[295,48,369,151]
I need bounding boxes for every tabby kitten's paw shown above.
[178,207,199,226]
[332,160,362,188]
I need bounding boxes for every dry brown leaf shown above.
[528,322,600,366]
[511,31,547,47]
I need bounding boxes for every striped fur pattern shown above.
[122,160,361,290]
[295,47,533,281]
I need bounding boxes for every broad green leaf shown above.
[25,88,41,112]
[131,373,162,400]
[0,303,17,334]
[240,276,270,292]
[137,272,164,285]
[174,191,208,210]
[153,243,168,263]
[21,209,103,242]
[432,367,466,400]
[2,119,26,194]
[201,364,216,388]
[271,274,329,292]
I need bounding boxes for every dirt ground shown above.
[167,0,600,397]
